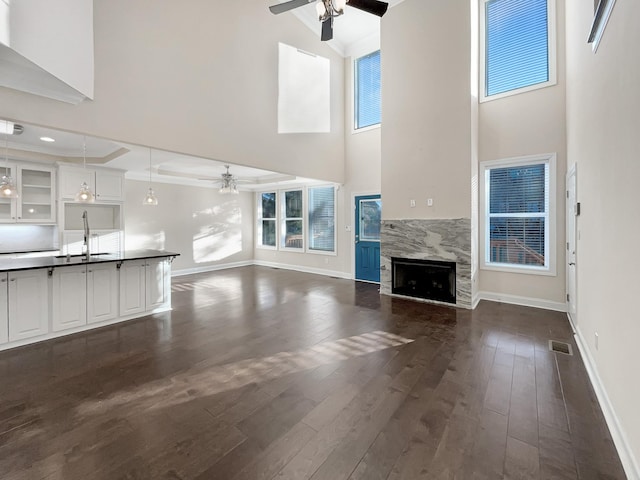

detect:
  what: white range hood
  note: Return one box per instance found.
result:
[0,0,94,105]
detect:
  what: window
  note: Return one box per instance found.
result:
[481,154,556,275]
[257,192,277,248]
[308,186,336,253]
[355,50,381,130]
[281,189,304,251]
[481,0,556,101]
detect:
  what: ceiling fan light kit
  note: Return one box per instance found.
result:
[270,0,388,41]
[219,165,239,195]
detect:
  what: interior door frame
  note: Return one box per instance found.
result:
[351,191,381,281]
[566,164,578,331]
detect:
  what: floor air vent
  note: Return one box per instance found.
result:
[549,340,573,356]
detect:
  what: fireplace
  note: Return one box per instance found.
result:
[392,258,456,304]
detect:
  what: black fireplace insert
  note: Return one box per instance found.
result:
[392,258,456,304]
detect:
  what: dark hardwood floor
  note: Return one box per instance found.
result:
[0,266,626,479]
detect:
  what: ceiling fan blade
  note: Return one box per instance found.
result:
[321,18,333,41]
[269,0,315,15]
[347,0,389,17]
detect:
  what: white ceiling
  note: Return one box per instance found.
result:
[0,123,316,190]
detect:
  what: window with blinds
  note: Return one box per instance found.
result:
[355,50,381,130]
[281,189,304,250]
[482,155,554,273]
[483,0,554,99]
[308,186,336,253]
[257,192,277,248]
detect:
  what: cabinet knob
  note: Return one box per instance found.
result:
[10,278,16,282]
[88,270,92,273]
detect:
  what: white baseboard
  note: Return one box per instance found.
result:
[477,291,567,312]
[253,260,353,280]
[573,328,640,480]
[171,260,253,277]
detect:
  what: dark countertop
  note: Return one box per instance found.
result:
[0,250,180,273]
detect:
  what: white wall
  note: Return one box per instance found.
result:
[566,0,640,475]
[0,0,345,183]
[124,180,254,273]
[477,0,567,306]
[381,0,472,221]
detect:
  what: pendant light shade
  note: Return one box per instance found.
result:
[143,148,158,206]
[1,134,18,199]
[75,182,95,203]
[75,136,95,203]
[143,187,158,206]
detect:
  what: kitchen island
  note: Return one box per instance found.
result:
[0,250,179,351]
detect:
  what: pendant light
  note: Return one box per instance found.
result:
[0,134,18,199]
[143,148,158,206]
[74,136,95,203]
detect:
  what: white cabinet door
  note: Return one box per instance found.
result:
[145,259,167,311]
[95,170,124,201]
[52,266,87,332]
[88,263,118,324]
[0,164,18,223]
[8,269,49,342]
[17,165,56,224]
[0,274,8,344]
[59,167,95,200]
[119,261,146,316]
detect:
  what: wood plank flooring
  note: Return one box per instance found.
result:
[0,266,626,479]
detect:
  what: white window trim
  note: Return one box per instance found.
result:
[280,187,305,253]
[256,191,278,251]
[479,153,557,276]
[256,185,338,256]
[479,0,557,103]
[307,184,338,256]
[353,50,381,133]
[588,0,617,53]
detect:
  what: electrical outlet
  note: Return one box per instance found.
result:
[410,199,416,208]
[345,225,351,232]
[595,332,599,350]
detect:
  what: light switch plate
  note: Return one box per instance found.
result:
[427,198,433,207]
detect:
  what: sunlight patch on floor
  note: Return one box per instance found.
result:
[76,330,414,416]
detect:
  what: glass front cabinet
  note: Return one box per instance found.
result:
[0,164,56,224]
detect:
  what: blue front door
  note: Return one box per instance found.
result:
[355,195,381,283]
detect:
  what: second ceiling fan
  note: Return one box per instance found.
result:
[269,0,389,41]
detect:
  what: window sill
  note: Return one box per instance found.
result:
[352,123,380,135]
[481,263,556,277]
[307,249,337,257]
[256,245,278,251]
[479,78,557,103]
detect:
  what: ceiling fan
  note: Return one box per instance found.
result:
[269,0,389,41]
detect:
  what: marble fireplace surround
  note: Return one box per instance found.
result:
[380,219,472,309]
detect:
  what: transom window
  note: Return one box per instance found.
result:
[481,0,556,101]
[481,154,556,275]
[354,50,381,130]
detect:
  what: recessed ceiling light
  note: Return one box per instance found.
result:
[40,136,55,142]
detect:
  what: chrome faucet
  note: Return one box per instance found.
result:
[82,210,90,259]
